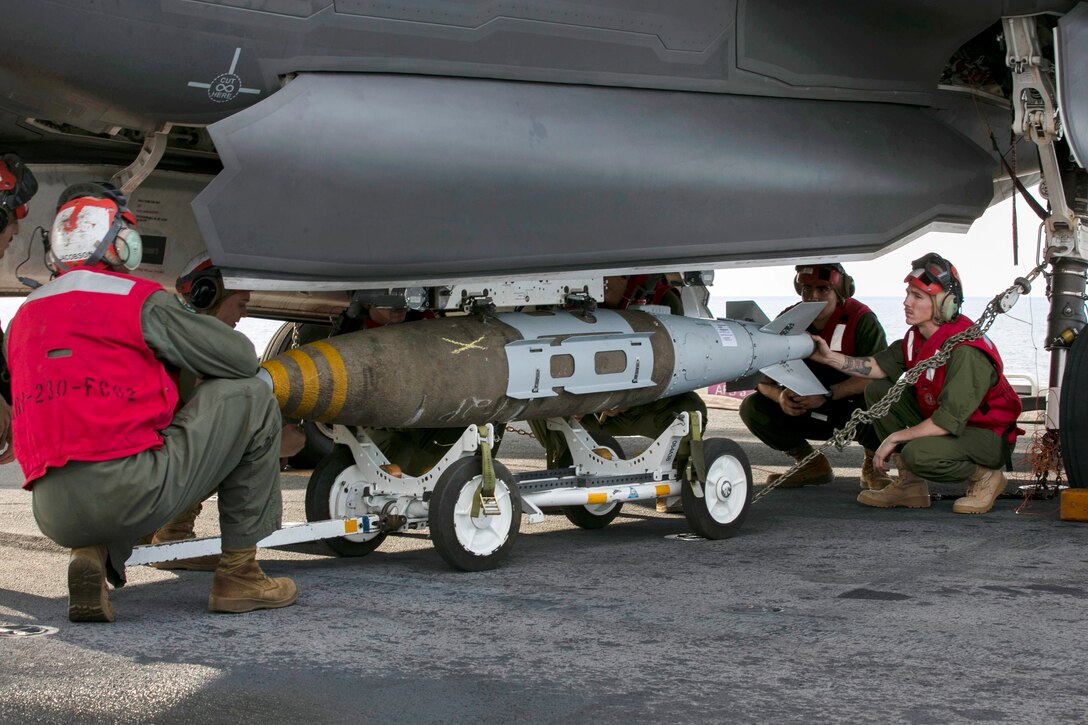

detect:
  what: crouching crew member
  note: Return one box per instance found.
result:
[809,253,1022,514]
[740,264,889,489]
[8,183,297,621]
[148,255,305,570]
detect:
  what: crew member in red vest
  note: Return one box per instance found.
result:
[8,183,297,622]
[0,153,37,463]
[147,255,305,571]
[809,253,1022,514]
[740,263,889,489]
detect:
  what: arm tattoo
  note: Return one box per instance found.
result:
[842,356,873,376]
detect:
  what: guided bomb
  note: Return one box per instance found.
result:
[258,304,826,428]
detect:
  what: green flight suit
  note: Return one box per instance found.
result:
[858,341,1005,482]
[26,291,283,586]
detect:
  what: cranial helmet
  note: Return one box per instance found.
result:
[793,263,855,299]
[49,182,141,272]
[905,252,962,324]
[0,153,38,234]
[176,253,225,311]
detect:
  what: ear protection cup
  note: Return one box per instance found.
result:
[189,276,222,311]
[109,227,142,271]
[840,272,855,299]
[933,284,961,324]
[177,265,224,311]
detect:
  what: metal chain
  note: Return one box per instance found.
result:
[751,264,1047,504]
[505,425,536,438]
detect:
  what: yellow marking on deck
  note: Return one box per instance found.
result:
[655,484,670,497]
[344,519,359,534]
[442,335,486,354]
[261,360,291,408]
[310,341,348,421]
[587,492,608,505]
[284,349,320,418]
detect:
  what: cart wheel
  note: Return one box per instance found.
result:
[557,433,626,529]
[681,438,751,540]
[1061,331,1088,488]
[305,446,387,557]
[428,456,521,571]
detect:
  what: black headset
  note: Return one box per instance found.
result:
[177,264,225,311]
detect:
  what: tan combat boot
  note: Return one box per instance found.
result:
[767,444,834,488]
[208,547,298,614]
[952,466,1008,515]
[857,454,930,508]
[67,545,114,623]
[151,503,220,571]
[860,449,894,490]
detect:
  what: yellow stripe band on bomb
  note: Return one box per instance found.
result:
[261,359,291,409]
[310,341,348,421]
[284,349,320,418]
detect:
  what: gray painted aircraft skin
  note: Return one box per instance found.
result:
[0,1,1084,283]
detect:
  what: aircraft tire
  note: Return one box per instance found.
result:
[305,446,388,557]
[1060,331,1088,488]
[557,433,626,529]
[428,456,521,571]
[681,438,752,540]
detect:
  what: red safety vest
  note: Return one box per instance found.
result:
[362,309,435,329]
[8,268,178,488]
[818,298,872,353]
[782,298,872,354]
[902,315,1022,444]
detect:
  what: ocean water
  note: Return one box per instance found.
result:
[0,293,1065,383]
[709,295,1058,383]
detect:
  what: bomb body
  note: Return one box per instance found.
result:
[259,306,821,428]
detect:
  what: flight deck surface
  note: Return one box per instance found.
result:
[0,407,1084,723]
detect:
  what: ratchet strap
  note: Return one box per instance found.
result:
[688,412,707,485]
[471,434,500,517]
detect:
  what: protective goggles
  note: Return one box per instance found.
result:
[905,254,955,296]
[795,265,841,287]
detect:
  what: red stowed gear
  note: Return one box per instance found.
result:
[902,315,1023,444]
[8,268,179,487]
[615,275,679,311]
[362,309,435,329]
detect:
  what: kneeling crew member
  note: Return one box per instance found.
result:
[808,253,1022,514]
[149,255,305,570]
[9,184,297,621]
[740,264,888,489]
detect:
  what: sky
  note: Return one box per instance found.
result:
[709,187,1052,300]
